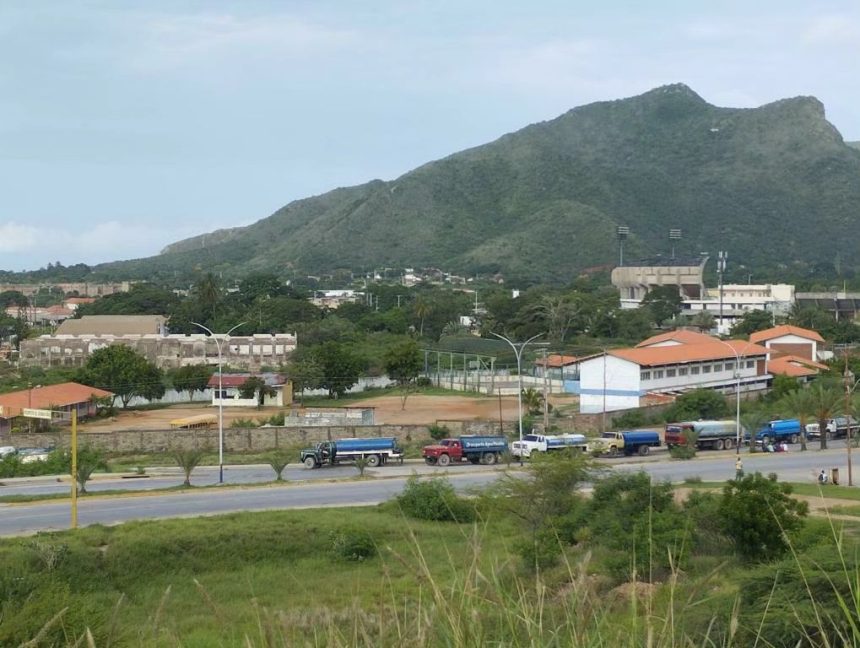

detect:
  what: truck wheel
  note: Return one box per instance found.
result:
[609,446,619,458]
[638,445,649,456]
[438,454,451,467]
[303,456,317,469]
[483,452,497,465]
[715,439,725,451]
[725,438,734,450]
[790,434,799,444]
[366,454,380,468]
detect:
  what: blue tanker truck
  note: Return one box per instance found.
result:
[301,437,403,469]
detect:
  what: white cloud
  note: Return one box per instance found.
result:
[803,14,860,45]
[0,219,205,269]
[127,12,362,73]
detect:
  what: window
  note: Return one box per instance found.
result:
[690,366,700,375]
[702,365,712,374]
[746,360,755,368]
[640,371,651,380]
[666,368,676,378]
[654,370,664,379]
[725,362,735,371]
[678,367,688,376]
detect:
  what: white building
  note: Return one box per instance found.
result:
[208,373,293,408]
[578,335,771,413]
[749,325,824,362]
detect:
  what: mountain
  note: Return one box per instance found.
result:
[99,84,860,283]
[848,141,860,151]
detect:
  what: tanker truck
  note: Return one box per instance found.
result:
[301,437,403,469]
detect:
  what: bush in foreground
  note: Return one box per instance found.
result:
[395,475,475,522]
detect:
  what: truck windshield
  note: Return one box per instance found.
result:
[439,440,451,446]
[600,432,616,439]
[523,435,540,442]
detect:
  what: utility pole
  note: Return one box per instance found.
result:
[717,251,727,334]
[845,353,855,487]
[542,348,549,431]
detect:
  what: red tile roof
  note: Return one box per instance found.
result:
[767,354,828,378]
[0,382,113,418]
[636,330,718,348]
[750,325,825,344]
[534,354,579,368]
[609,339,770,368]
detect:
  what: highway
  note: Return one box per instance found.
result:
[0,445,854,536]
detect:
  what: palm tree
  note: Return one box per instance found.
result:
[413,298,431,337]
[780,387,817,451]
[521,387,544,415]
[740,409,770,454]
[808,380,843,451]
[173,448,206,486]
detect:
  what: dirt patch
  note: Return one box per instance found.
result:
[78,393,580,431]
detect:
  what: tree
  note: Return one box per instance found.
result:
[192,273,222,321]
[690,310,716,333]
[780,387,814,451]
[521,387,544,416]
[384,339,423,409]
[76,345,165,408]
[641,285,682,326]
[731,309,774,336]
[74,446,106,495]
[238,376,277,408]
[718,472,808,561]
[530,295,578,342]
[481,451,597,570]
[174,448,205,487]
[267,450,290,481]
[808,379,843,450]
[413,297,431,337]
[313,342,365,398]
[663,389,730,422]
[169,365,213,402]
[740,409,770,454]
[0,290,29,309]
[285,353,324,405]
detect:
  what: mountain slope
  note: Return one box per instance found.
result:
[101,84,860,282]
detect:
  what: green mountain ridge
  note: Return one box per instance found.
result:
[100,83,860,283]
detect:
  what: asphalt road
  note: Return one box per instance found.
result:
[1,444,855,536]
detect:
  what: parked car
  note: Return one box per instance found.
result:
[0,445,16,458]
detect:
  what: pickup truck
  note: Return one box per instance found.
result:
[805,416,860,440]
[588,430,661,457]
[423,435,508,466]
[510,433,587,458]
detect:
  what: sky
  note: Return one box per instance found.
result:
[1,0,858,272]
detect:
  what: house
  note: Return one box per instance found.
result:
[578,338,771,413]
[64,297,97,310]
[0,382,113,437]
[207,373,293,408]
[749,325,824,361]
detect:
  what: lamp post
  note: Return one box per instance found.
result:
[491,332,543,451]
[842,358,859,487]
[192,321,246,484]
[715,339,757,466]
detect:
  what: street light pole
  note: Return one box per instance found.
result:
[491,332,543,448]
[843,354,858,487]
[192,321,246,484]
[715,339,756,468]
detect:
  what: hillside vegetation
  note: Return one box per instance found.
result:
[94,84,860,282]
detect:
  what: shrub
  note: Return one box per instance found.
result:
[416,377,432,387]
[612,409,647,429]
[232,418,258,429]
[396,476,475,522]
[718,472,808,561]
[428,424,450,441]
[267,450,290,481]
[173,448,206,486]
[329,528,377,561]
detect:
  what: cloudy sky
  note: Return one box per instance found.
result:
[1,0,858,271]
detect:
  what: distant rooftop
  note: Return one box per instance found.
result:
[619,256,708,268]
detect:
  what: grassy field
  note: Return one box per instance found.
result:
[4,472,860,646]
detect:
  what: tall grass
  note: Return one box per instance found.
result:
[3,494,860,645]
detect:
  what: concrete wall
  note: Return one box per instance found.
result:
[579,355,641,413]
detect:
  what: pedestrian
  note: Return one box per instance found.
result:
[818,469,828,484]
[735,456,744,479]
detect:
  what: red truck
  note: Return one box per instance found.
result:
[422,435,508,466]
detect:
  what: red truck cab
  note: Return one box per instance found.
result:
[422,438,464,466]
